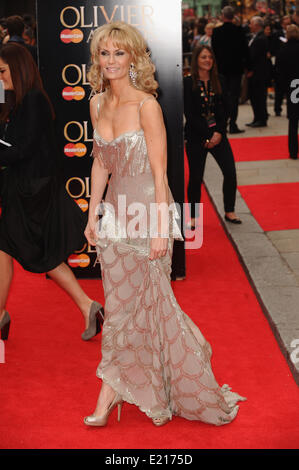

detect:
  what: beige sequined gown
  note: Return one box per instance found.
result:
[92,96,246,425]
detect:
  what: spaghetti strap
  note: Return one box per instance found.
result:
[138,96,155,112]
[97,93,101,118]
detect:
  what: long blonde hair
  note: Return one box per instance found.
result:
[88,21,158,96]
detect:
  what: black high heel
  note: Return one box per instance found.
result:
[81,302,104,341]
[0,311,11,340]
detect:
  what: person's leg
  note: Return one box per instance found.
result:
[288,117,299,159]
[185,140,208,221]
[0,250,13,321]
[92,381,120,416]
[261,80,268,124]
[229,74,242,130]
[247,77,258,123]
[240,73,248,104]
[47,262,93,328]
[210,136,238,216]
[274,80,284,116]
[221,74,230,128]
[253,80,268,124]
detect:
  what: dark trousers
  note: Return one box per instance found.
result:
[288,117,299,158]
[185,135,237,219]
[274,80,284,115]
[221,74,242,128]
[248,77,268,123]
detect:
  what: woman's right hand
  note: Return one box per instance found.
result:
[204,131,222,149]
[149,236,168,261]
[84,218,98,246]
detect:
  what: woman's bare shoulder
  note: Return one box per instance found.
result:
[90,91,108,106]
[135,89,156,110]
[90,94,98,115]
[127,89,155,105]
[139,93,159,112]
[139,95,163,128]
[90,92,101,108]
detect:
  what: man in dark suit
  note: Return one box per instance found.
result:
[5,15,37,63]
[246,16,269,127]
[273,15,291,116]
[212,6,251,134]
[275,24,299,159]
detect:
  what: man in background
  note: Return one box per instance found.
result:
[246,16,269,128]
[273,15,291,116]
[212,6,251,134]
[5,15,37,63]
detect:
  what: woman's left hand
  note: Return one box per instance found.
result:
[204,131,222,149]
[149,236,168,260]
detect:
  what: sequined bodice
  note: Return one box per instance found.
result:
[93,128,152,177]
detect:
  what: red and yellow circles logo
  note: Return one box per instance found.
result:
[60,29,83,43]
[64,143,87,157]
[68,253,90,268]
[62,86,85,101]
[75,198,89,212]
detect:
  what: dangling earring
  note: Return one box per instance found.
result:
[129,63,137,87]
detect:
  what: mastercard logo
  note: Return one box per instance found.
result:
[76,198,89,212]
[60,28,83,43]
[64,143,87,157]
[62,86,85,101]
[68,253,90,268]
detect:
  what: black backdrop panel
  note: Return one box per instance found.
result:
[36,0,185,279]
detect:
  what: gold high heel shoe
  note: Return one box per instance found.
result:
[84,393,123,427]
[152,416,171,427]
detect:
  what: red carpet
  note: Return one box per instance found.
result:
[229,135,289,162]
[1,185,299,449]
[238,183,299,231]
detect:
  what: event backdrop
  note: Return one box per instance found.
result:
[36,0,185,279]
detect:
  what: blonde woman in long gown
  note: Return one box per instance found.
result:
[84,21,246,427]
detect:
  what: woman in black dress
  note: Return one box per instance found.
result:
[0,43,104,341]
[184,45,241,229]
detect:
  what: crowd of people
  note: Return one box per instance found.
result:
[183,6,299,159]
[1,10,298,156]
[0,14,37,61]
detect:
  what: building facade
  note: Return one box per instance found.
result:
[182,1,222,17]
